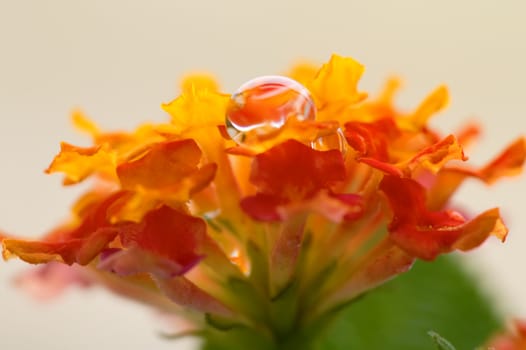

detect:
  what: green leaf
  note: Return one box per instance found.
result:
[313,255,502,350]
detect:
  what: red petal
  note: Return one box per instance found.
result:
[380,176,506,260]
[120,205,206,269]
[240,194,288,221]
[2,192,128,265]
[249,139,346,200]
[344,118,399,162]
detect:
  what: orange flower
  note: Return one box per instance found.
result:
[1,54,525,341]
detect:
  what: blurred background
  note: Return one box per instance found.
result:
[0,1,525,349]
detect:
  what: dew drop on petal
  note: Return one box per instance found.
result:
[226,76,316,144]
[311,128,348,154]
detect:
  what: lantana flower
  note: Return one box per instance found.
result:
[1,54,525,348]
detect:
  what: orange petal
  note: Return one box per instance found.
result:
[2,227,118,265]
[455,122,481,149]
[478,137,526,184]
[453,208,508,251]
[427,137,526,210]
[46,142,116,185]
[117,139,217,200]
[406,134,466,174]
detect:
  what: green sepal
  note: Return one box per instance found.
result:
[205,313,242,331]
[268,279,300,338]
[246,239,269,294]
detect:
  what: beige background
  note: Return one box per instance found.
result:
[1,1,525,349]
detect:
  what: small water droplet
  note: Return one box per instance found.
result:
[311,128,347,154]
[226,76,316,144]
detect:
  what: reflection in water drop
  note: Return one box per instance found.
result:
[225,76,316,144]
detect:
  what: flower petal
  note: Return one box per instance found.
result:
[427,137,526,209]
[2,191,128,264]
[286,61,319,86]
[161,76,229,133]
[71,109,101,137]
[345,121,464,176]
[452,208,508,251]
[46,142,116,184]
[14,262,93,300]
[240,194,287,222]
[344,118,399,162]
[401,85,449,130]
[2,227,119,265]
[119,205,206,272]
[117,139,217,200]
[248,139,346,200]
[405,134,466,174]
[308,54,366,108]
[154,275,233,317]
[98,246,197,279]
[380,175,506,260]
[477,137,526,184]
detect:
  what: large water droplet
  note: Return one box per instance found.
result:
[226,76,316,144]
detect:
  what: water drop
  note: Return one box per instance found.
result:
[226,76,316,144]
[311,128,348,154]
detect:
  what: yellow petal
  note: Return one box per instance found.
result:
[162,75,230,133]
[71,109,101,137]
[400,85,449,130]
[308,54,366,108]
[286,61,319,86]
[180,74,220,94]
